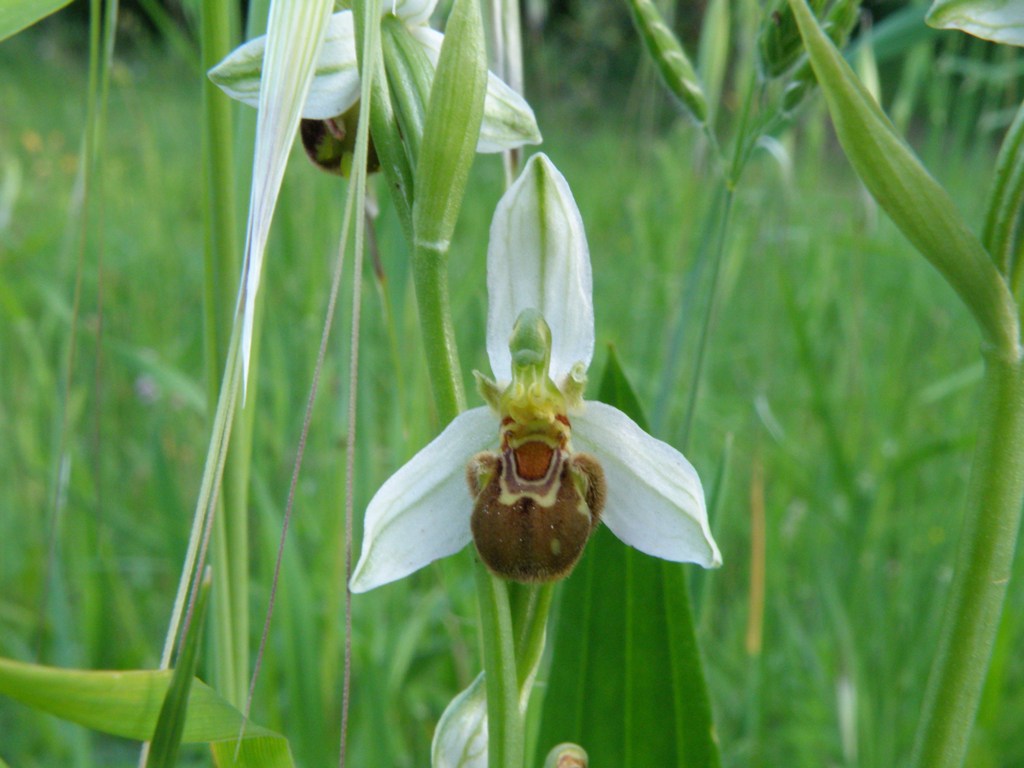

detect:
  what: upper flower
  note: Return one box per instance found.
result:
[349,153,721,593]
[209,0,541,153]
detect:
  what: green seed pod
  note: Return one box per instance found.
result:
[625,0,707,123]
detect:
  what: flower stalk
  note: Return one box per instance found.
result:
[911,352,1024,768]
[475,563,525,768]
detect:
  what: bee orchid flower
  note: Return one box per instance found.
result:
[209,0,541,154]
[350,153,721,593]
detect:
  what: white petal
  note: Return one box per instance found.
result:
[432,674,488,768]
[486,153,594,383]
[572,402,722,568]
[209,11,360,121]
[391,0,439,25]
[411,28,541,152]
[237,0,333,393]
[350,407,497,592]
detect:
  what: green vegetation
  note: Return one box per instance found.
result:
[2,9,1024,767]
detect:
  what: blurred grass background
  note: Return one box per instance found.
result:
[2,3,1024,766]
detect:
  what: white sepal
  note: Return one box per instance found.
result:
[209,11,361,121]
[411,28,541,153]
[486,153,593,384]
[392,0,440,26]
[350,407,497,593]
[926,0,1024,47]
[572,401,722,568]
[431,673,487,768]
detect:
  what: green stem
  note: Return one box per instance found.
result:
[679,185,732,452]
[911,351,1024,768]
[509,582,554,689]
[200,0,250,709]
[475,563,524,768]
[412,244,467,424]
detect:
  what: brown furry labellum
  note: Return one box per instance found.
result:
[466,441,606,583]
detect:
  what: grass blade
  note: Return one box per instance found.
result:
[148,570,213,767]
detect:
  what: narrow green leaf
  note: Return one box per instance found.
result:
[536,349,720,767]
[0,0,72,41]
[0,657,292,765]
[149,571,213,767]
[412,0,487,253]
[926,0,1024,46]
[788,0,1019,356]
[351,1,415,242]
[624,0,707,123]
[983,100,1024,284]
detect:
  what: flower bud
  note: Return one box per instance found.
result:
[544,743,589,768]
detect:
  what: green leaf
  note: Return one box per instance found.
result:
[535,348,720,767]
[788,0,1019,356]
[149,570,212,767]
[926,0,1024,46]
[0,0,72,41]
[0,657,294,767]
[594,346,647,430]
[412,0,487,254]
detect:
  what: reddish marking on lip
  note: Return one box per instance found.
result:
[555,414,570,427]
[514,441,555,481]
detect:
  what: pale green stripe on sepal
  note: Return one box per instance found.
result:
[412,0,488,253]
[625,0,707,123]
[208,11,361,121]
[926,0,1024,46]
[788,0,1020,357]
